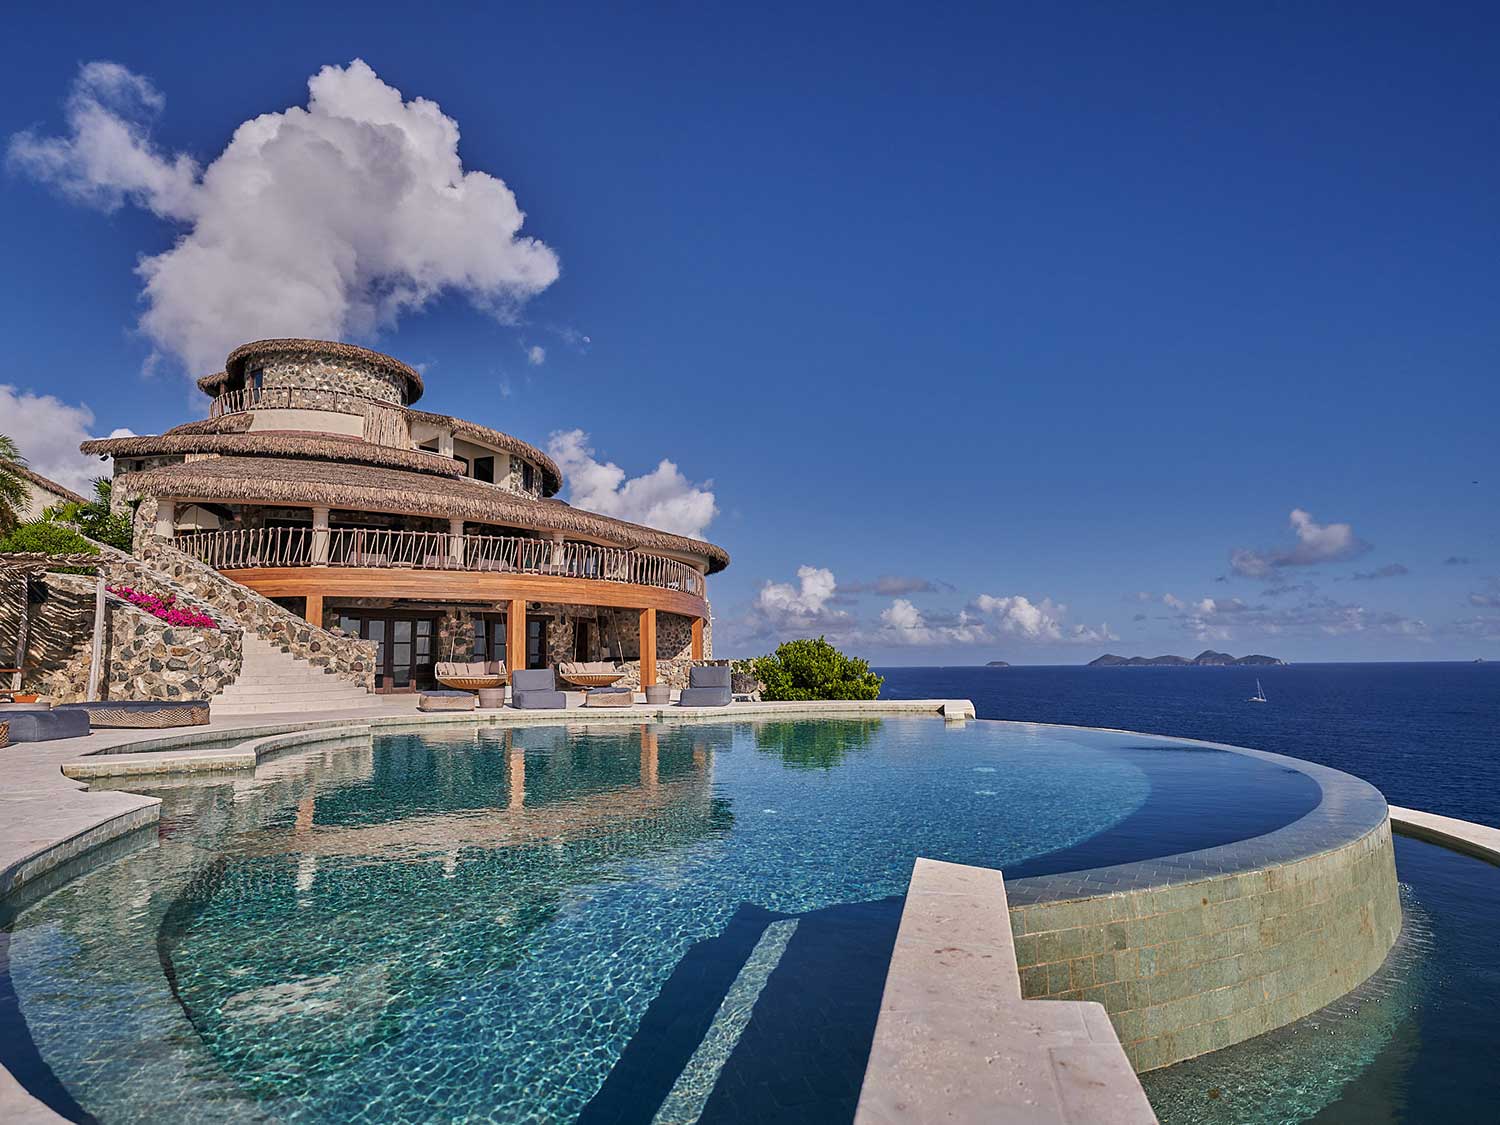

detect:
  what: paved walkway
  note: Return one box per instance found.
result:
[1389,805,1500,865]
[856,859,1158,1124]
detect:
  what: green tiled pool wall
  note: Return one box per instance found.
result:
[1009,819,1402,1072]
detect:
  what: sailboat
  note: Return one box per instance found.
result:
[1248,679,1268,704]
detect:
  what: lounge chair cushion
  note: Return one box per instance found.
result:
[5,708,91,742]
[511,667,564,709]
[688,665,732,690]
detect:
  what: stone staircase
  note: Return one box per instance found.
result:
[212,634,385,716]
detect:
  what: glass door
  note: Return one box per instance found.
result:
[338,613,438,692]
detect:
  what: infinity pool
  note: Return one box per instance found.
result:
[2,718,1326,1123]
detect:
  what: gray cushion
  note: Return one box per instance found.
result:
[688,665,732,689]
[6,709,91,742]
[678,686,732,707]
[511,669,556,692]
[512,689,566,710]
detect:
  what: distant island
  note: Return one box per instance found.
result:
[1088,650,1285,667]
[985,661,1011,667]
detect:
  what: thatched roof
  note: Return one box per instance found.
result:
[120,457,730,572]
[404,408,562,495]
[10,464,87,506]
[81,432,465,478]
[196,339,425,404]
[163,414,254,437]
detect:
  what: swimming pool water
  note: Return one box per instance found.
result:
[2,718,1327,1124]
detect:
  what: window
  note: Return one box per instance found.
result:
[520,461,535,492]
[249,367,264,392]
[473,456,495,483]
[473,615,507,665]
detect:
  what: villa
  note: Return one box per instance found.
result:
[78,338,727,697]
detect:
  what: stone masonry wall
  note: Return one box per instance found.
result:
[132,501,376,690]
[1008,820,1402,1073]
[2,552,245,703]
[259,352,408,407]
[100,599,242,702]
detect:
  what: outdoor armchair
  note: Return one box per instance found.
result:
[677,664,732,707]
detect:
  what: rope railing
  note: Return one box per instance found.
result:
[173,528,705,597]
[209,384,395,418]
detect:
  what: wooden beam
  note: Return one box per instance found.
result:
[87,574,106,700]
[507,598,527,672]
[691,617,704,662]
[11,572,29,693]
[639,607,657,687]
[220,567,707,620]
[304,592,324,627]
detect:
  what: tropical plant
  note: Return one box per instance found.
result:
[0,434,28,535]
[43,478,133,550]
[106,585,219,629]
[0,521,100,573]
[749,637,884,701]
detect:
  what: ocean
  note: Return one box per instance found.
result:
[876,661,1500,828]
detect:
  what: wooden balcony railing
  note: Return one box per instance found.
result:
[173,527,706,597]
[209,384,394,418]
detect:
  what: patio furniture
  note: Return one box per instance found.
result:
[511,669,566,710]
[644,684,671,705]
[0,720,8,748]
[5,708,91,742]
[677,665,732,708]
[585,686,634,708]
[418,690,476,712]
[477,687,507,709]
[557,661,626,688]
[53,700,210,728]
[435,661,507,691]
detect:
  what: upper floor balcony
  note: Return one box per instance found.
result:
[173,526,707,599]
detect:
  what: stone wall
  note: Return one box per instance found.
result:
[1,554,245,703]
[1008,820,1402,1073]
[131,508,376,690]
[259,352,408,407]
[99,599,242,702]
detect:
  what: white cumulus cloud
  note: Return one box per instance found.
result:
[878,599,986,645]
[1230,508,1371,578]
[0,385,134,494]
[547,429,717,540]
[527,345,546,366]
[9,59,560,376]
[969,594,1116,645]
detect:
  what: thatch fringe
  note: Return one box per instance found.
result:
[81,432,464,478]
[8,464,88,506]
[120,457,730,572]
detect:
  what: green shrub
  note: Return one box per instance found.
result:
[42,479,134,551]
[0,521,100,573]
[750,637,883,701]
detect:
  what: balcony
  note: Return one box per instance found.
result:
[173,527,706,598]
[209,384,390,418]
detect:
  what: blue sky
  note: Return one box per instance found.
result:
[1,2,1496,663]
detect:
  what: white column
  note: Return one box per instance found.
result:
[311,506,330,565]
[549,531,566,567]
[438,430,454,458]
[449,518,465,566]
[153,499,177,539]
